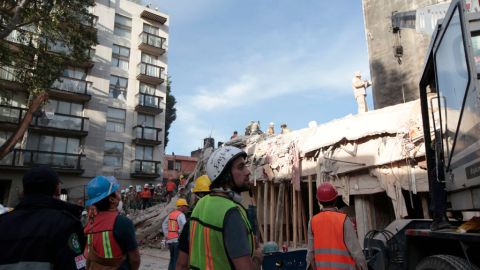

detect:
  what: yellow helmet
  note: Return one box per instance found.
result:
[192,175,211,193]
[176,198,188,207]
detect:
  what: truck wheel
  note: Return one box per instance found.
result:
[416,254,479,270]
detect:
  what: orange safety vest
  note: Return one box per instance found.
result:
[311,211,356,270]
[141,189,152,199]
[167,210,182,240]
[84,211,124,269]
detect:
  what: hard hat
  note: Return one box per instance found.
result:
[125,188,130,192]
[206,146,247,182]
[354,71,361,77]
[157,183,161,186]
[176,198,188,207]
[121,189,125,194]
[85,176,119,206]
[129,185,133,188]
[192,175,211,193]
[316,182,338,202]
[144,183,149,188]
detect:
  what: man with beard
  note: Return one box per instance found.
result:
[187,146,263,270]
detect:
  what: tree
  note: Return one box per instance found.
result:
[164,77,177,148]
[0,0,98,160]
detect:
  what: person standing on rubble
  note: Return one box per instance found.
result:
[83,176,141,270]
[175,175,212,270]
[188,146,263,270]
[162,198,189,270]
[140,183,152,210]
[351,71,372,114]
[0,165,86,269]
[307,182,367,270]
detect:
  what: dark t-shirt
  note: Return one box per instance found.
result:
[179,208,250,259]
[114,215,138,270]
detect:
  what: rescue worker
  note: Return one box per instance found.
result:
[188,146,263,270]
[84,176,141,270]
[166,179,177,203]
[140,183,152,209]
[0,165,86,269]
[307,182,367,270]
[162,198,189,270]
[175,175,212,270]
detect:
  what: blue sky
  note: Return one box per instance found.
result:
[152,0,373,155]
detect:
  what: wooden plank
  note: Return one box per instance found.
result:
[297,191,303,246]
[421,193,431,219]
[275,182,285,243]
[308,175,313,220]
[300,194,308,244]
[263,181,268,242]
[293,185,297,248]
[286,185,290,247]
[269,182,275,241]
[256,184,264,243]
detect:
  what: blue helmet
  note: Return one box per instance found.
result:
[85,176,120,206]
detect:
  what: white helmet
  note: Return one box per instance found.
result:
[206,146,247,182]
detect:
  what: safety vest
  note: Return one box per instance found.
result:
[311,211,356,270]
[84,211,124,268]
[141,189,152,199]
[167,210,182,240]
[189,195,254,270]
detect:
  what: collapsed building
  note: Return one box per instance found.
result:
[219,99,430,248]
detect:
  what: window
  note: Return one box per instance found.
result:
[62,67,87,80]
[135,145,153,160]
[106,107,125,132]
[109,75,128,101]
[45,100,83,116]
[175,160,181,171]
[139,83,157,95]
[143,24,159,35]
[138,113,154,127]
[167,160,174,170]
[112,44,130,70]
[104,141,123,166]
[141,53,159,66]
[114,14,132,38]
[25,134,81,167]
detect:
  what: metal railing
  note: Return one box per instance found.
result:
[131,159,161,175]
[137,62,165,80]
[139,32,166,50]
[0,149,84,170]
[32,112,89,132]
[51,76,91,95]
[137,92,162,108]
[133,125,162,142]
[0,66,18,82]
[0,105,27,124]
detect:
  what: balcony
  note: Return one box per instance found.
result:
[30,112,89,137]
[135,92,163,115]
[0,105,27,130]
[138,32,166,56]
[0,149,84,174]
[131,159,161,178]
[0,66,22,90]
[47,42,96,68]
[50,76,92,102]
[140,10,167,24]
[136,62,165,85]
[4,29,34,47]
[133,125,162,145]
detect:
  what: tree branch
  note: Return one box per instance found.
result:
[0,92,48,161]
[0,0,32,39]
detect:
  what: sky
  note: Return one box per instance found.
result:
[151,0,373,156]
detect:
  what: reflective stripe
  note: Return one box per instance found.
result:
[315,261,356,269]
[0,261,53,270]
[314,248,351,256]
[204,227,214,270]
[102,231,113,258]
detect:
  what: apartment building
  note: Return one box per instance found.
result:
[0,0,169,206]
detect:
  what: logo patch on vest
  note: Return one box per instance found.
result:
[69,233,82,254]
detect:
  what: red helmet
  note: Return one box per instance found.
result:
[316,182,338,202]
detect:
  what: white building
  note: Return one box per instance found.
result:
[0,0,169,206]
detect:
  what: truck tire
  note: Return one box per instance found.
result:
[416,254,479,270]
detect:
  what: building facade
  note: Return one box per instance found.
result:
[163,154,198,183]
[0,0,169,206]
[362,0,449,109]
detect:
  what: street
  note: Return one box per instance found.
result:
[139,247,170,270]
